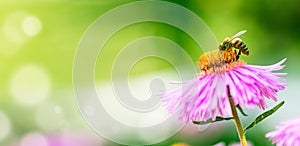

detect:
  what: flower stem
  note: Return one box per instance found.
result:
[228,87,247,146]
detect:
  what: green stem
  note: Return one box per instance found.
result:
[228,88,247,146]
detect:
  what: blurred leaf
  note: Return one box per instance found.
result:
[244,101,285,132]
[192,116,233,125]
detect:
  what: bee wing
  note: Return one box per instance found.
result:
[229,30,247,41]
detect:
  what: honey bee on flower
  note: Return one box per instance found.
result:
[162,30,287,123]
[196,30,249,75]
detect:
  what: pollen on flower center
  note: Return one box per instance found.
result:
[196,50,246,75]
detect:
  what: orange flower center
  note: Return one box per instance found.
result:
[196,49,246,75]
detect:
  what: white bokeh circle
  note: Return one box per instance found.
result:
[73,1,218,145]
[22,15,42,37]
[0,12,42,56]
[10,64,51,106]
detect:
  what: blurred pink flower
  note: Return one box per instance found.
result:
[47,132,99,146]
[214,141,253,146]
[266,116,300,146]
[11,131,101,146]
[213,142,226,146]
[162,50,287,123]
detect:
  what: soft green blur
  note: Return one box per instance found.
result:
[1,0,299,146]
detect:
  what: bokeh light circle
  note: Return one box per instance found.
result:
[0,111,11,142]
[2,12,27,44]
[10,64,51,106]
[1,12,27,56]
[1,12,42,56]
[73,1,218,145]
[22,16,42,37]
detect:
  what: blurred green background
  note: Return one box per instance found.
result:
[1,0,299,146]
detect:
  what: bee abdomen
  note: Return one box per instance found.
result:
[232,38,249,56]
[242,46,249,55]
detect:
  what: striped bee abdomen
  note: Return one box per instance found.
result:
[232,38,249,56]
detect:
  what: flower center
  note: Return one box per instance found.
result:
[196,49,246,75]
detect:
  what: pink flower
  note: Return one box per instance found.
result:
[162,50,287,123]
[10,131,101,146]
[266,116,300,146]
[214,141,253,146]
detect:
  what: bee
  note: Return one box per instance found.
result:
[196,30,249,74]
[219,30,249,61]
